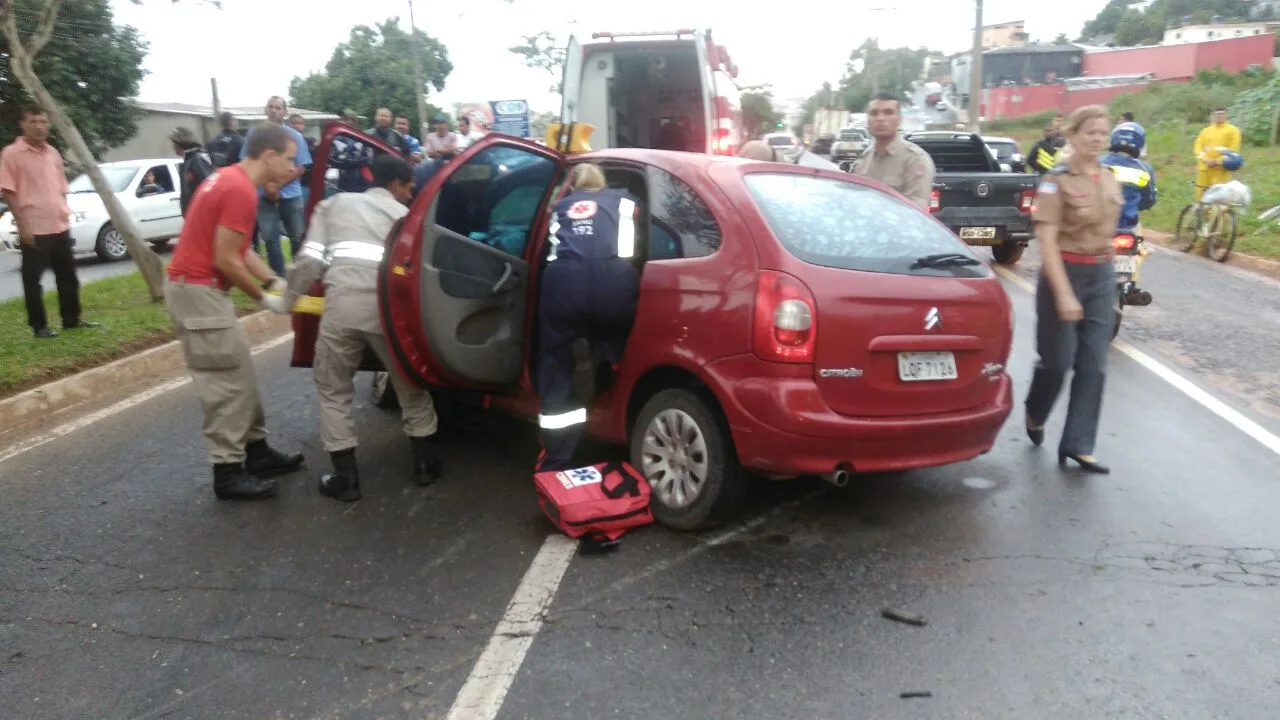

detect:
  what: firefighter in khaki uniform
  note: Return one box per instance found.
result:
[853,92,936,211]
[165,122,305,501]
[281,154,442,502]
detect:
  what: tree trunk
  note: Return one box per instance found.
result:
[0,4,167,300]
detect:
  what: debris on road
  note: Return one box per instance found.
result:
[881,607,928,626]
[900,691,933,699]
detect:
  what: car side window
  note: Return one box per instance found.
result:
[645,166,721,260]
[147,165,175,192]
[435,145,557,258]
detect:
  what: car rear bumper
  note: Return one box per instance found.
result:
[933,208,1032,241]
[703,356,1014,476]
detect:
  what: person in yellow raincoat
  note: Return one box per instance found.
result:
[1193,108,1242,200]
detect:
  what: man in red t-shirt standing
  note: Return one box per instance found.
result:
[166,122,303,501]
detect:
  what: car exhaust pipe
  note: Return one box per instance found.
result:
[823,464,853,488]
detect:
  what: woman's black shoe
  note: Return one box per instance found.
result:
[1059,454,1111,474]
[1026,425,1044,446]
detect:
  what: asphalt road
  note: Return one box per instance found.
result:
[0,247,170,302]
[2,248,1279,719]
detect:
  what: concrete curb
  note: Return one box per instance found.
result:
[1143,229,1280,281]
[0,310,289,434]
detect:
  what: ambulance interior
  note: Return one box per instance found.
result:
[576,43,706,153]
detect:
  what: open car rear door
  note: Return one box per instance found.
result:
[290,121,400,369]
[379,134,567,391]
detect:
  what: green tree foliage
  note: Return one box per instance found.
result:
[509,31,565,95]
[800,41,928,124]
[0,0,147,158]
[1080,0,1255,44]
[289,19,451,132]
[1229,73,1280,145]
[740,91,782,137]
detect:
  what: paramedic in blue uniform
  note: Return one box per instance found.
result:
[535,163,641,472]
[1100,121,1157,235]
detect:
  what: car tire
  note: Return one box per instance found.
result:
[631,388,745,532]
[370,371,400,410]
[992,243,1024,265]
[95,222,128,262]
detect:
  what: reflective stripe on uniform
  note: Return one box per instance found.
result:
[328,240,384,263]
[547,218,561,262]
[1108,165,1150,188]
[300,241,327,261]
[616,197,636,259]
[539,408,586,429]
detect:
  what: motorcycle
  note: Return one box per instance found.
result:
[1112,230,1152,339]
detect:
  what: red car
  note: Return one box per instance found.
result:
[293,123,1014,531]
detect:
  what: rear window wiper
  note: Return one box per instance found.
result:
[910,252,981,269]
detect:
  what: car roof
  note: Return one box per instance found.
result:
[982,136,1016,143]
[578,148,749,170]
[97,159,176,170]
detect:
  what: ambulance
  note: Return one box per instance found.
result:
[554,29,745,156]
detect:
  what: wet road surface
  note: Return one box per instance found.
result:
[0,247,172,302]
[2,249,1278,719]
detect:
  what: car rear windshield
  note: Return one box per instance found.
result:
[743,173,988,277]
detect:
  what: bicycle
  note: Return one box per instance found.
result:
[1174,182,1243,263]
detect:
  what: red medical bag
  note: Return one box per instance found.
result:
[534,461,654,542]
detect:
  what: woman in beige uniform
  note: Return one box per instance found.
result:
[1023,105,1122,474]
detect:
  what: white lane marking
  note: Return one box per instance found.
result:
[993,265,1280,458]
[0,332,295,465]
[445,534,578,720]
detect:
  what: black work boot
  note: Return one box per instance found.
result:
[245,439,304,478]
[411,435,443,487]
[318,449,361,502]
[213,462,277,501]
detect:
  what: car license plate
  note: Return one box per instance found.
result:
[1113,256,1137,274]
[898,351,959,382]
[959,226,997,242]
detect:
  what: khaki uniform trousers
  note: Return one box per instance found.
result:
[314,313,438,453]
[166,280,267,464]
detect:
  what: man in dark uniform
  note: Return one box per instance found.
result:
[1027,115,1066,175]
[535,163,641,472]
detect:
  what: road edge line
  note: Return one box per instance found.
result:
[444,534,578,720]
[0,331,294,465]
[0,310,285,438]
[994,265,1280,459]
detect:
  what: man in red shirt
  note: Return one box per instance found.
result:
[166,122,304,501]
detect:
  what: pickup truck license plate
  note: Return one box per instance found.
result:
[1113,256,1137,274]
[959,226,997,242]
[898,351,959,382]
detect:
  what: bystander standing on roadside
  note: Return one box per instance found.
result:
[0,105,99,338]
[394,115,423,162]
[456,116,484,151]
[367,107,412,158]
[165,122,305,501]
[207,112,243,168]
[242,96,312,276]
[288,113,318,209]
[424,116,460,163]
[170,126,214,217]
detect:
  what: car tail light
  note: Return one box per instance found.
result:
[1113,233,1135,251]
[929,189,941,213]
[1018,188,1035,213]
[753,271,816,363]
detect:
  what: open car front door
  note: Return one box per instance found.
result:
[290,121,400,369]
[379,134,567,392]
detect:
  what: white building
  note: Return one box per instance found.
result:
[1163,22,1275,44]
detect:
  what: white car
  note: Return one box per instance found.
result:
[762,131,802,161]
[0,158,185,261]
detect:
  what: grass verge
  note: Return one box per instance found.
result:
[0,269,258,398]
[1003,123,1280,259]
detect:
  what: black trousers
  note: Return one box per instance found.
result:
[21,230,81,331]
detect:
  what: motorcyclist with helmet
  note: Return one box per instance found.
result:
[1193,108,1242,200]
[1101,122,1157,233]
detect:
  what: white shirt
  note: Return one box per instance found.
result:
[457,131,485,150]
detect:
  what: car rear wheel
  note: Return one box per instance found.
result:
[95,222,128,262]
[631,388,745,532]
[992,242,1024,265]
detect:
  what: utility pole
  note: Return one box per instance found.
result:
[968,0,984,132]
[407,0,430,137]
[209,78,220,145]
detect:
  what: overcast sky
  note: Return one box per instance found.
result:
[111,0,1111,115]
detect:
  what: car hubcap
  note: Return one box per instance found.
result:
[105,229,126,258]
[641,409,709,509]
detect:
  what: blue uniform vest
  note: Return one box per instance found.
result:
[1100,152,1157,231]
[548,188,640,262]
